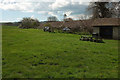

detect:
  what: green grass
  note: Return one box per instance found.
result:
[2,26,118,78]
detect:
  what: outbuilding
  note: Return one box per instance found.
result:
[92,18,120,40]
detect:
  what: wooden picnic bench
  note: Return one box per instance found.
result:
[80,34,104,43]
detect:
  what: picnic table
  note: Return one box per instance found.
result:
[80,35,104,43]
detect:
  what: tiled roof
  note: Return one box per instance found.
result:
[39,19,93,29]
[92,18,120,27]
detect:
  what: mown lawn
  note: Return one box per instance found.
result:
[2,26,118,78]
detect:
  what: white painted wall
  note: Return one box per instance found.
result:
[113,27,119,40]
[93,27,99,34]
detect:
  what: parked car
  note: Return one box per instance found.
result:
[63,27,70,32]
[43,26,50,32]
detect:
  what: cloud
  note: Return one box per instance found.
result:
[16,17,22,21]
[69,14,92,20]
[0,0,89,12]
[49,0,70,10]
[0,0,94,21]
[64,11,73,17]
[30,15,34,19]
[48,12,58,17]
[49,2,89,20]
[0,2,53,12]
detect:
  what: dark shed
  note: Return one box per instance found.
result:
[92,18,120,39]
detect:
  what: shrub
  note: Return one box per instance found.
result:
[19,17,40,29]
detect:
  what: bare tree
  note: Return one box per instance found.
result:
[78,15,93,34]
[110,2,120,18]
[88,1,112,18]
[88,1,120,18]
[47,16,58,22]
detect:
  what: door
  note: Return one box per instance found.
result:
[100,26,113,39]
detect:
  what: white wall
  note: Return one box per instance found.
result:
[113,27,120,40]
[93,27,99,34]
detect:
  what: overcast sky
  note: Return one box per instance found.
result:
[0,0,119,22]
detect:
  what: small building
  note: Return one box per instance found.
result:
[92,18,120,40]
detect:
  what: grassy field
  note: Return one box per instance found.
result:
[2,26,118,78]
